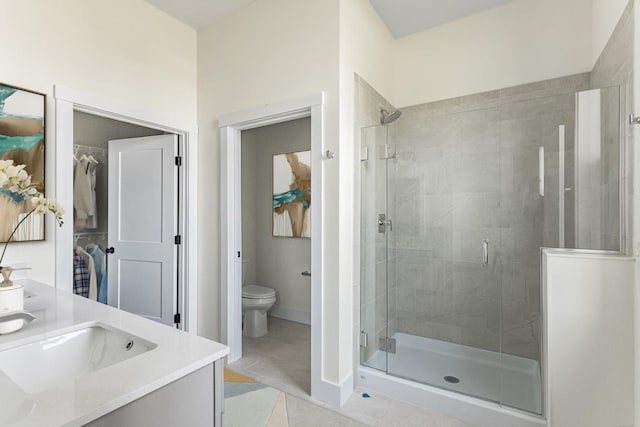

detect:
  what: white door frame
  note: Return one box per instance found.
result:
[54,85,199,334]
[219,93,324,396]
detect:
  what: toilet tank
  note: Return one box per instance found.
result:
[242,258,248,285]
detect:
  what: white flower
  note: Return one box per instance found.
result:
[47,199,65,218]
[31,195,48,214]
[28,196,65,226]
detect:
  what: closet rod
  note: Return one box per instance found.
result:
[74,231,108,237]
[74,143,107,153]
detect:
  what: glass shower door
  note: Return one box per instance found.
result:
[384,106,504,403]
[359,124,390,373]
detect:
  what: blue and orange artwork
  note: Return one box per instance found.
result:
[0,83,45,242]
[273,151,311,238]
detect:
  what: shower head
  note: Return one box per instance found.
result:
[380,108,402,125]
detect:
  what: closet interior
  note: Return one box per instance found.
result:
[72,111,164,305]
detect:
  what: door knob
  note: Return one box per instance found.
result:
[105,247,115,254]
[301,271,311,277]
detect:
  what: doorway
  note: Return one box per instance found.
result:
[231,118,312,394]
[54,85,199,333]
[219,93,325,401]
[72,112,181,326]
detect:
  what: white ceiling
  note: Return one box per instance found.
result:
[146,0,257,30]
[145,0,517,36]
[369,0,518,38]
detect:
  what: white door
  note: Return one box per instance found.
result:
[107,135,178,326]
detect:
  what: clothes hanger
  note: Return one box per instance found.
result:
[85,233,97,250]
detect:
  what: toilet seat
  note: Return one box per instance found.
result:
[242,285,276,299]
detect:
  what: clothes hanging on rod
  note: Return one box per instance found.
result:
[73,253,89,298]
[74,155,98,229]
[75,245,97,301]
[72,232,109,305]
[85,243,107,304]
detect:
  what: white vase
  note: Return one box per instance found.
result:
[0,284,24,334]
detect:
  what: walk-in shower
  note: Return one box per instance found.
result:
[358,74,623,424]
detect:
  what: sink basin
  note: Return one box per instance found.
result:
[0,324,156,394]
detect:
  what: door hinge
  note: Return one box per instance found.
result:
[175,235,182,245]
[174,313,181,324]
[175,156,182,166]
[378,337,396,354]
[378,213,392,233]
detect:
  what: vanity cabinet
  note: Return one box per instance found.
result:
[87,361,224,427]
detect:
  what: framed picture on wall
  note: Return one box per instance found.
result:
[273,150,311,238]
[0,83,46,242]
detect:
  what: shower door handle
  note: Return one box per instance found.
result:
[482,239,489,266]
[539,146,545,197]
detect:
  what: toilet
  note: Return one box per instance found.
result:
[242,259,276,338]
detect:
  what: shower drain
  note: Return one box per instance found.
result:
[444,376,460,384]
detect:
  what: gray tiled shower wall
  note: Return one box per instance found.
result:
[389,74,589,359]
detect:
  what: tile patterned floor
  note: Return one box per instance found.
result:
[228,317,474,427]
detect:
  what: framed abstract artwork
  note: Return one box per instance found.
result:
[273,150,311,238]
[0,83,46,242]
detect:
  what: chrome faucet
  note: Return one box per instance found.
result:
[0,310,36,323]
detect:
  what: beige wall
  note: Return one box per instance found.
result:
[197,0,343,385]
[392,0,593,108]
[592,0,632,66]
[0,0,196,283]
[241,118,311,321]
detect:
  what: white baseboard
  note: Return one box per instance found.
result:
[269,306,311,325]
[339,372,354,406]
[312,372,354,407]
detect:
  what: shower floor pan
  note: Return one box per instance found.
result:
[365,332,542,414]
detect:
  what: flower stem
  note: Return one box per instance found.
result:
[0,207,37,266]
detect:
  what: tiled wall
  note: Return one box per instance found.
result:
[390,74,589,360]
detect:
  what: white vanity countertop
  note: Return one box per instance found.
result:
[0,279,229,427]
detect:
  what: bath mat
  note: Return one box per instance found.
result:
[224,369,287,427]
[224,369,365,427]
